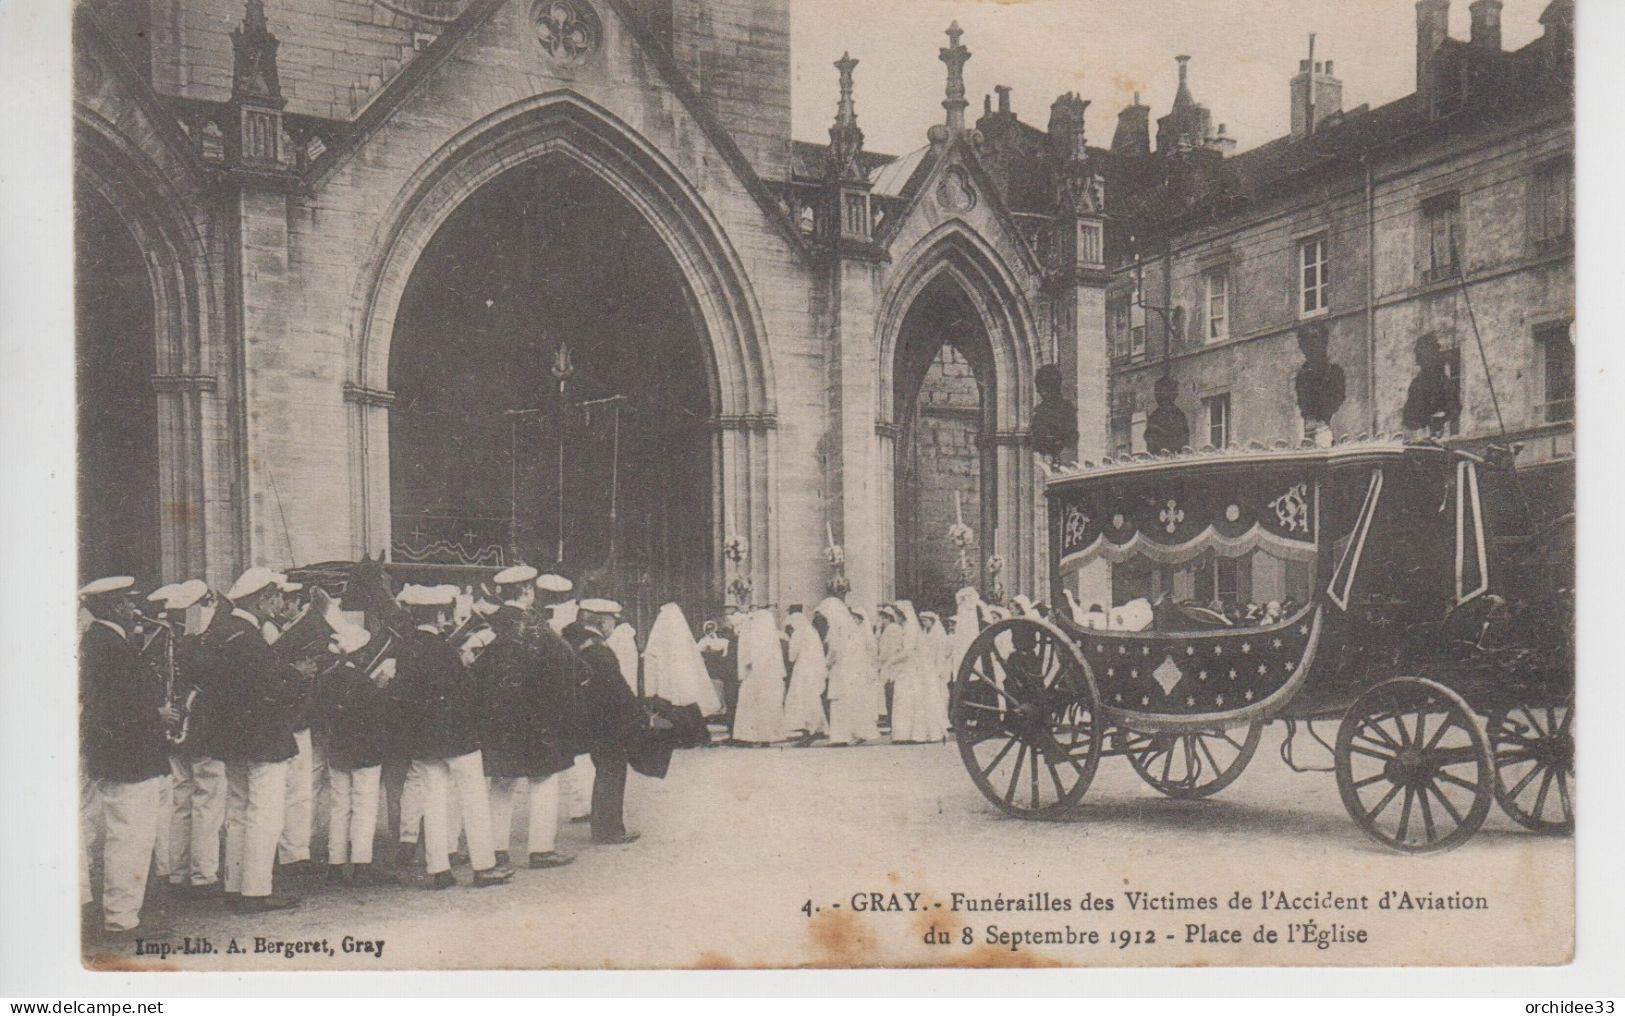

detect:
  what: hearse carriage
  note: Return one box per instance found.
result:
[951,436,1574,852]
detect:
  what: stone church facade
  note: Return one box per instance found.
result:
[73,0,1572,623]
[75,0,1119,620]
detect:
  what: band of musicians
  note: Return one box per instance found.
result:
[77,563,665,938]
[78,551,1038,940]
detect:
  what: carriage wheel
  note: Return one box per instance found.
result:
[1489,696,1574,834]
[1334,677,1492,853]
[1121,723,1263,800]
[953,618,1101,820]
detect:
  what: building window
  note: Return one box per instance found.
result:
[1536,321,1575,423]
[1109,298,1132,363]
[1531,159,1573,251]
[1111,389,1137,454]
[1203,392,1230,448]
[1130,276,1147,360]
[1300,236,1329,316]
[1203,268,1229,342]
[1130,410,1148,454]
[1422,192,1461,284]
[1078,220,1104,266]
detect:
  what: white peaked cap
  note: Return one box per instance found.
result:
[146,583,182,605]
[328,625,372,655]
[81,576,136,598]
[162,579,210,611]
[226,566,280,601]
[579,598,622,614]
[493,564,538,585]
[278,579,304,593]
[536,573,574,593]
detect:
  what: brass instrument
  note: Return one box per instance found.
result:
[137,612,196,746]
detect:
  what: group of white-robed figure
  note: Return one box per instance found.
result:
[726,587,998,747]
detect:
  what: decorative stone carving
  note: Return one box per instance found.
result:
[531,0,600,65]
[937,166,976,213]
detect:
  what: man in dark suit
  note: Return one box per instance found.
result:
[79,576,174,938]
[211,566,302,912]
[564,600,643,846]
[392,584,513,889]
[475,566,578,870]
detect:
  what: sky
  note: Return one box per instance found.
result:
[789,0,1550,158]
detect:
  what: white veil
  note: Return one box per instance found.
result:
[642,602,722,714]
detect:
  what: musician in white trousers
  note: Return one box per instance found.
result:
[317,625,391,883]
[475,565,575,868]
[149,579,227,892]
[214,567,302,912]
[393,584,513,888]
[267,579,321,880]
[79,576,174,937]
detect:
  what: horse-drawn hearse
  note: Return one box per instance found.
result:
[951,436,1574,852]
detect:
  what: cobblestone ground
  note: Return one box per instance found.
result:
[87,727,1572,971]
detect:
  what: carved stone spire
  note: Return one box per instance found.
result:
[825,52,865,182]
[939,21,970,132]
[229,0,289,168]
[231,0,283,107]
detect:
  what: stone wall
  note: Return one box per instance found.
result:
[147,0,423,119]
[908,345,983,613]
[669,0,791,183]
[1110,104,1573,465]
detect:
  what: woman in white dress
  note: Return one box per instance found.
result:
[889,601,946,743]
[781,607,829,738]
[642,602,723,715]
[729,608,786,745]
[919,610,954,728]
[949,587,984,688]
[818,598,874,745]
[850,608,884,733]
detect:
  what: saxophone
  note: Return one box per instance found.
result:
[139,613,196,746]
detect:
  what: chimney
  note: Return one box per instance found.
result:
[995,84,1012,115]
[1539,0,1573,75]
[1112,91,1150,157]
[1416,0,1450,98]
[1469,0,1502,50]
[1291,58,1344,138]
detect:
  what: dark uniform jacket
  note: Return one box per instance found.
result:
[80,621,170,783]
[206,611,300,765]
[391,628,479,762]
[564,627,642,758]
[315,660,388,771]
[169,631,222,760]
[474,609,579,779]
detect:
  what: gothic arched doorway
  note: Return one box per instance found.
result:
[76,183,161,586]
[892,273,997,615]
[387,156,716,623]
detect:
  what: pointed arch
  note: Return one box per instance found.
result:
[876,219,1041,432]
[74,106,231,584]
[348,91,778,598]
[875,219,1045,601]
